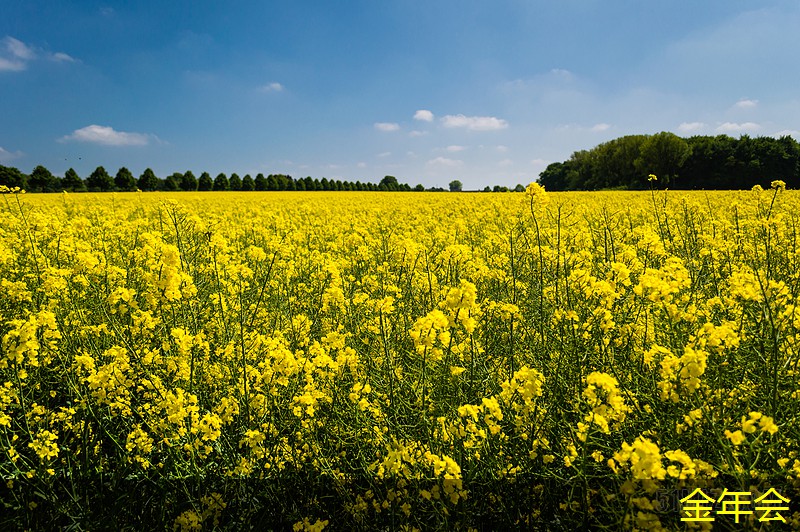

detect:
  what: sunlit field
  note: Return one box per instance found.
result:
[1,186,799,530]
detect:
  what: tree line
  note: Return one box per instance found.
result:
[0,166,449,193]
[537,133,800,190]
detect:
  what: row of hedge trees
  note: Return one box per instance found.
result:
[0,166,448,193]
[537,133,800,190]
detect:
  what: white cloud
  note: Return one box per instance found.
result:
[357,162,367,168]
[773,130,800,139]
[496,145,509,152]
[259,82,284,92]
[409,130,428,137]
[716,122,761,133]
[374,122,400,132]
[59,125,154,146]
[678,122,706,133]
[376,151,392,158]
[1,36,77,71]
[498,159,513,167]
[414,109,434,122]
[441,114,508,131]
[427,156,463,167]
[5,36,34,60]
[591,123,611,132]
[51,52,76,63]
[734,98,758,109]
[0,146,24,163]
[0,36,32,71]
[446,145,466,152]
[549,68,574,80]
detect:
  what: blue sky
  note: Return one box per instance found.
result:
[2,1,799,189]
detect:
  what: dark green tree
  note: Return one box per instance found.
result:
[86,166,115,192]
[163,173,182,191]
[198,172,213,191]
[241,174,255,191]
[138,168,160,191]
[62,168,86,192]
[29,165,59,192]
[213,173,229,191]
[537,162,570,191]
[634,132,691,187]
[180,171,198,191]
[448,180,463,192]
[229,173,242,191]
[380,175,399,190]
[115,167,137,191]
[255,173,267,191]
[0,165,28,189]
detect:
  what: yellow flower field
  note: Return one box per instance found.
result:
[1,186,799,530]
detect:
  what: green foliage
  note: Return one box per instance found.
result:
[539,133,800,190]
[380,175,399,190]
[0,165,28,190]
[255,173,267,191]
[228,174,242,191]
[28,165,60,193]
[86,166,114,192]
[115,167,137,192]
[241,174,255,191]
[138,168,160,191]
[449,180,463,192]
[213,173,229,191]
[198,172,213,191]
[163,173,182,191]
[62,168,86,192]
[180,171,198,191]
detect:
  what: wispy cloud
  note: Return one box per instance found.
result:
[409,130,429,137]
[51,52,76,63]
[259,82,284,93]
[427,156,463,167]
[1,36,76,71]
[446,145,466,152]
[734,98,758,109]
[59,125,155,146]
[414,109,434,122]
[773,129,800,139]
[0,36,32,71]
[590,123,610,132]
[0,146,24,163]
[716,122,761,133]
[441,114,508,131]
[678,122,706,133]
[376,151,392,158]
[374,122,400,132]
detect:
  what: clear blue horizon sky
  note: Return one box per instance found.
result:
[2,1,799,189]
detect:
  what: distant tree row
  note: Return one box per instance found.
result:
[481,184,526,193]
[537,133,800,190]
[0,166,459,193]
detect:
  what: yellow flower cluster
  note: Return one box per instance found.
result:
[1,187,799,529]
